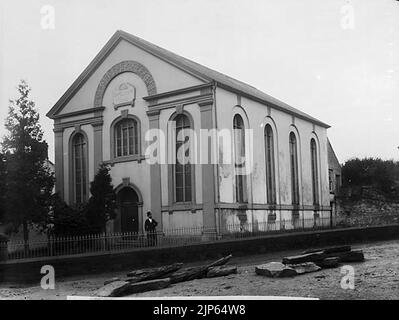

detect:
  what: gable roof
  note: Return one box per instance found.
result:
[47,30,330,128]
[327,138,341,170]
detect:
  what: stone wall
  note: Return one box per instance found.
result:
[337,198,399,217]
[335,187,399,226]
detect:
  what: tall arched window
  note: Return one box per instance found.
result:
[233,114,248,203]
[114,118,139,157]
[289,132,299,205]
[310,138,319,205]
[265,124,276,204]
[174,114,192,203]
[72,133,88,204]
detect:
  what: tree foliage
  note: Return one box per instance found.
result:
[0,81,119,238]
[46,165,117,236]
[47,194,90,236]
[85,164,117,234]
[0,152,5,222]
[1,80,54,238]
[342,157,399,194]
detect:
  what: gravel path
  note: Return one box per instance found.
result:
[1,240,398,300]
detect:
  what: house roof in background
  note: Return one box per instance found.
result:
[328,138,341,170]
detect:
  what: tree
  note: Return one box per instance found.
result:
[84,164,116,233]
[0,152,5,223]
[342,157,399,196]
[1,80,54,245]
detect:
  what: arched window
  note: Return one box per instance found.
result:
[265,124,276,204]
[114,118,139,157]
[174,114,192,203]
[289,132,299,205]
[233,114,248,203]
[72,133,88,204]
[310,138,319,205]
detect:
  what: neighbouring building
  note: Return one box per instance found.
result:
[47,30,334,235]
[327,139,342,215]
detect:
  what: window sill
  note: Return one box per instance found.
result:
[162,203,201,213]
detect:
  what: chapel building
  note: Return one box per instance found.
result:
[47,30,333,235]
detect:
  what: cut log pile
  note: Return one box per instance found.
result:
[95,246,366,296]
[96,254,236,297]
[255,246,365,278]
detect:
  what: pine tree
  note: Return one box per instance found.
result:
[85,164,116,233]
[1,80,54,246]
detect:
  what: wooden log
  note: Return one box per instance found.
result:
[103,277,121,286]
[96,281,129,297]
[282,251,326,265]
[206,266,237,278]
[315,257,340,269]
[317,249,365,262]
[205,254,233,268]
[126,262,183,282]
[170,266,209,284]
[335,249,364,262]
[302,245,351,255]
[98,255,234,295]
[96,278,171,297]
[170,254,233,284]
[284,249,364,267]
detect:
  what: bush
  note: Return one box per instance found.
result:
[342,158,399,196]
[47,194,91,237]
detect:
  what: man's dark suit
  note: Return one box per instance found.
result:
[145,218,158,246]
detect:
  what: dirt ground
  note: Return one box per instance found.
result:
[0,240,398,300]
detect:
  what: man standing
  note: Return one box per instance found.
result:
[144,211,158,246]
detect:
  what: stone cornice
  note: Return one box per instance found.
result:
[53,127,64,134]
[198,99,213,112]
[51,107,105,120]
[143,83,213,102]
[54,116,104,131]
[92,121,104,131]
[147,93,213,113]
[161,204,203,213]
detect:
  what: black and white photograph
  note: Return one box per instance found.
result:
[0,0,399,305]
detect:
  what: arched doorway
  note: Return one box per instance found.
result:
[117,187,139,233]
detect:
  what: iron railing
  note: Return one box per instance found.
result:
[1,214,398,261]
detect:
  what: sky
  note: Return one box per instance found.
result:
[0,0,398,163]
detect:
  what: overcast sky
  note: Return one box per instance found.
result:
[0,0,398,163]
